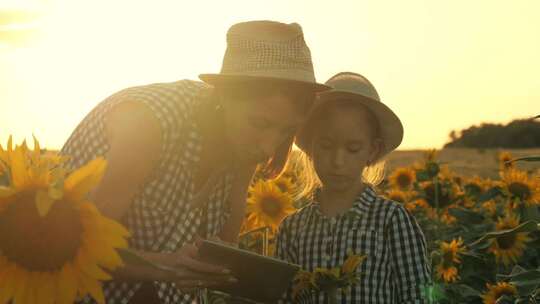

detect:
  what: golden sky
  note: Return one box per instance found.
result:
[1,0,539,150]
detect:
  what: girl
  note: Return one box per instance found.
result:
[276,72,432,303]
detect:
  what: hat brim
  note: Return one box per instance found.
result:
[295,91,404,158]
[199,73,331,92]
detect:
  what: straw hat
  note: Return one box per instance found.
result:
[295,72,404,158]
[199,20,329,92]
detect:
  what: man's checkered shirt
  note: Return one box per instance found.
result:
[61,80,233,304]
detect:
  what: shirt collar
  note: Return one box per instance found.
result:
[311,185,377,218]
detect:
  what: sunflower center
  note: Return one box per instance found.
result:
[465,183,482,196]
[493,286,517,299]
[260,197,282,217]
[389,194,405,203]
[441,251,455,268]
[275,181,289,193]
[496,233,517,250]
[396,174,412,189]
[0,190,83,271]
[508,182,531,201]
[424,183,452,208]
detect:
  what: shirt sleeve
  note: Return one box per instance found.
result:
[387,205,432,303]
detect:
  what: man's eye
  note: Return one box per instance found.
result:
[347,145,362,153]
[250,118,269,129]
[318,140,333,149]
[282,127,296,136]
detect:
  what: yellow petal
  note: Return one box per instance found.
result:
[64,158,107,201]
[57,263,78,304]
[13,267,29,304]
[0,186,16,198]
[0,263,17,304]
[34,272,55,304]
[31,135,41,164]
[76,270,105,304]
[10,147,29,188]
[76,249,112,281]
[35,190,55,217]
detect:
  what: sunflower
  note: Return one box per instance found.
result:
[246,180,296,232]
[480,200,497,217]
[419,179,459,210]
[488,214,531,266]
[385,189,418,212]
[499,168,540,207]
[415,198,457,225]
[385,189,410,204]
[0,139,129,304]
[435,238,465,283]
[481,282,517,304]
[498,151,514,171]
[388,167,416,190]
[463,176,487,198]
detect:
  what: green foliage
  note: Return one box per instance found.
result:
[445,119,540,148]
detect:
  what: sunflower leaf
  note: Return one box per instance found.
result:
[448,208,485,224]
[497,267,540,284]
[447,284,481,298]
[415,170,431,182]
[507,156,540,163]
[477,186,503,203]
[467,220,539,248]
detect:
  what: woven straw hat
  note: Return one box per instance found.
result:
[199,20,329,92]
[295,72,404,158]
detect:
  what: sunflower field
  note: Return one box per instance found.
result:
[239,149,540,304]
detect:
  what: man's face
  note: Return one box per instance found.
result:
[221,92,305,165]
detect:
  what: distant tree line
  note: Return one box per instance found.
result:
[444,118,540,148]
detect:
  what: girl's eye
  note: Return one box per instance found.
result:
[347,145,363,153]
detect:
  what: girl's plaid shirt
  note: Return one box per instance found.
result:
[276,186,432,303]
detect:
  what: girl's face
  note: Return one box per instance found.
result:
[222,92,306,165]
[311,105,380,193]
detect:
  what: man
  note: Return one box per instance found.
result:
[62,20,329,303]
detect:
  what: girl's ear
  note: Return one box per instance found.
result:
[368,138,384,165]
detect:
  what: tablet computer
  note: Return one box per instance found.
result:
[198,240,300,303]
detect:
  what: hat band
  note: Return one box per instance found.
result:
[218,69,316,83]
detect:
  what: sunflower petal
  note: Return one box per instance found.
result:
[34,272,55,304]
[78,272,106,304]
[0,263,17,304]
[13,267,29,304]
[76,249,113,281]
[57,263,78,304]
[0,186,15,198]
[35,190,55,217]
[64,158,107,201]
[10,147,29,188]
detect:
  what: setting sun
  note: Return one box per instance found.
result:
[1,0,539,150]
